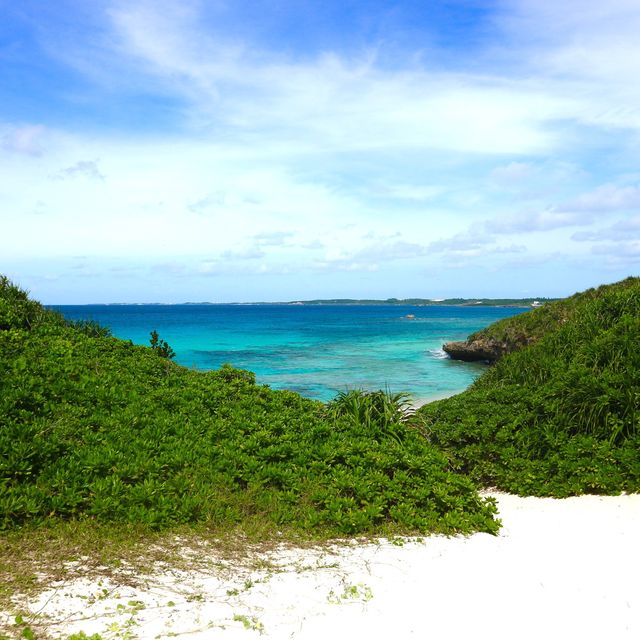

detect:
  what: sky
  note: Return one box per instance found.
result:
[1,0,639,303]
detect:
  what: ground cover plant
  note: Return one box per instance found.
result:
[0,275,498,539]
[419,277,640,496]
[458,280,625,354]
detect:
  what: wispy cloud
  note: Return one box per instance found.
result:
[52,160,105,181]
[560,183,640,212]
[498,0,640,130]
[428,230,490,256]
[1,124,47,156]
[371,183,445,202]
[254,231,294,247]
[591,241,640,266]
[572,216,640,242]
[95,1,575,156]
[486,209,590,234]
[490,161,536,186]
[187,194,222,215]
[220,247,266,260]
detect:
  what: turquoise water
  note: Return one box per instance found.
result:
[53,304,525,403]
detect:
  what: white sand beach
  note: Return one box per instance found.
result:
[6,492,640,639]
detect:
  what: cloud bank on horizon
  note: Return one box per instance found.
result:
[1,0,639,303]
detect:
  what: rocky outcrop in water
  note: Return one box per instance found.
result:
[442,337,513,363]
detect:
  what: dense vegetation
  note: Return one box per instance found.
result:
[3,274,638,542]
[0,276,497,537]
[461,284,621,354]
[419,277,640,496]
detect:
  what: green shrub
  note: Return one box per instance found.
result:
[149,330,175,359]
[0,276,498,537]
[419,277,640,496]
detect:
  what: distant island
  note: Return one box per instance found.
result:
[180,297,556,307]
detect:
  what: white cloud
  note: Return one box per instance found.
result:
[96,0,640,154]
[94,1,576,156]
[504,251,567,269]
[1,124,47,156]
[561,183,640,212]
[572,216,640,242]
[483,181,640,241]
[497,0,640,132]
[486,209,591,234]
[490,161,536,186]
[591,241,640,266]
[428,230,490,255]
[592,241,640,256]
[0,135,381,263]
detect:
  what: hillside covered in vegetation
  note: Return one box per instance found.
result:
[421,277,640,496]
[443,283,622,361]
[0,276,497,537]
[2,275,639,543]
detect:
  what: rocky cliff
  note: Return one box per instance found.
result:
[442,336,522,363]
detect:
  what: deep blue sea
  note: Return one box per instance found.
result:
[52,304,525,403]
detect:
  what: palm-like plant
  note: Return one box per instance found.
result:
[325,388,415,444]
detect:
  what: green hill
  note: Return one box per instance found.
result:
[0,276,497,537]
[419,277,640,496]
[443,283,619,361]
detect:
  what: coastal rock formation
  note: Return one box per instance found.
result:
[442,337,515,363]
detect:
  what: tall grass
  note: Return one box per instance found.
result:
[325,388,415,444]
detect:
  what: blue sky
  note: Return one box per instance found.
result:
[2,0,639,303]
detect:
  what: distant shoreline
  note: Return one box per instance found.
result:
[54,298,554,308]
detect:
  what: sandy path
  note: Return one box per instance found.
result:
[7,493,640,639]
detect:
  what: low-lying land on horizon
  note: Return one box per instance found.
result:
[285,296,555,307]
[90,297,554,307]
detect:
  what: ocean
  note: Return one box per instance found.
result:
[52,304,525,403]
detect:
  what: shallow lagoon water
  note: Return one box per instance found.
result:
[53,304,525,403]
